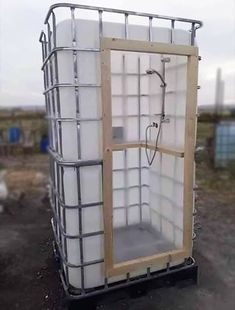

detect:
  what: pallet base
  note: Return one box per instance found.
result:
[63,260,198,309]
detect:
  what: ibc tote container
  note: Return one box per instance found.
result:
[40,3,202,297]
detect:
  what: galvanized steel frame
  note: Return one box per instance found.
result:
[39,2,202,296]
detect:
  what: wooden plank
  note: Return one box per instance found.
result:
[183,55,198,254]
[101,38,198,57]
[144,143,184,158]
[111,142,141,151]
[101,40,198,277]
[111,141,184,158]
[101,48,113,276]
[108,249,188,277]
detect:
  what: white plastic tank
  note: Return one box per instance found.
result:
[41,5,199,292]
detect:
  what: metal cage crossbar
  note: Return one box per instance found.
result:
[39,3,203,67]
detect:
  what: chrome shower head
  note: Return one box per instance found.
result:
[145,68,167,87]
[146,69,154,75]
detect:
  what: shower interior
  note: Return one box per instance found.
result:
[108,49,187,265]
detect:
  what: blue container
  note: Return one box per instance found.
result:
[40,135,49,153]
[8,127,21,143]
[215,121,235,167]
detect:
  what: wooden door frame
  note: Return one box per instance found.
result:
[101,37,198,277]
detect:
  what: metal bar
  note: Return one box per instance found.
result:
[113,166,148,172]
[44,3,203,29]
[51,12,57,49]
[44,83,101,94]
[47,22,59,153]
[171,20,175,44]
[159,154,163,234]
[52,219,104,268]
[98,10,103,38]
[137,57,142,223]
[41,27,59,260]
[71,6,84,291]
[122,54,128,227]
[71,7,80,125]
[112,113,165,118]
[111,72,149,76]
[124,13,129,39]
[41,47,100,70]
[50,181,103,209]
[46,116,102,122]
[48,147,102,167]
[114,184,149,190]
[123,14,129,227]
[44,61,50,90]
[191,22,195,45]
[55,162,62,244]
[147,52,152,161]
[147,267,151,277]
[44,93,53,149]
[41,36,46,63]
[114,202,149,210]
[161,58,166,117]
[172,157,178,244]
[51,205,104,239]
[51,158,58,237]
[60,255,196,299]
[52,11,63,156]
[54,165,68,284]
[77,167,85,292]
[111,94,153,98]
[47,22,53,83]
[149,17,153,41]
[39,30,46,43]
[41,32,50,91]
[57,165,62,243]
[111,91,182,97]
[61,165,69,286]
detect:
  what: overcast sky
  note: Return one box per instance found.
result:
[0,0,235,107]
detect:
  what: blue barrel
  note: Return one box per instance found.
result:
[8,127,21,143]
[40,135,49,153]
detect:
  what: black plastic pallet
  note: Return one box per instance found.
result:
[65,263,198,309]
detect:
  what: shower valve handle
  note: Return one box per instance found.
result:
[152,122,158,128]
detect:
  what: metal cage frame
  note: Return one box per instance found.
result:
[39,2,202,298]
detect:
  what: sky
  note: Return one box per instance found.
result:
[0,0,235,107]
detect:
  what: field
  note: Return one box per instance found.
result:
[0,122,235,309]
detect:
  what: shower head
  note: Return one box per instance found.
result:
[145,68,167,87]
[146,69,155,75]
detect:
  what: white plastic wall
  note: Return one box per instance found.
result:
[111,50,187,252]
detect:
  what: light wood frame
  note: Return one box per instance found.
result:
[101,37,198,277]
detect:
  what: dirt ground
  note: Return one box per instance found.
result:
[0,153,235,310]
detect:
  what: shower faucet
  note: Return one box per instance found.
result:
[146,68,168,121]
[144,67,170,165]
